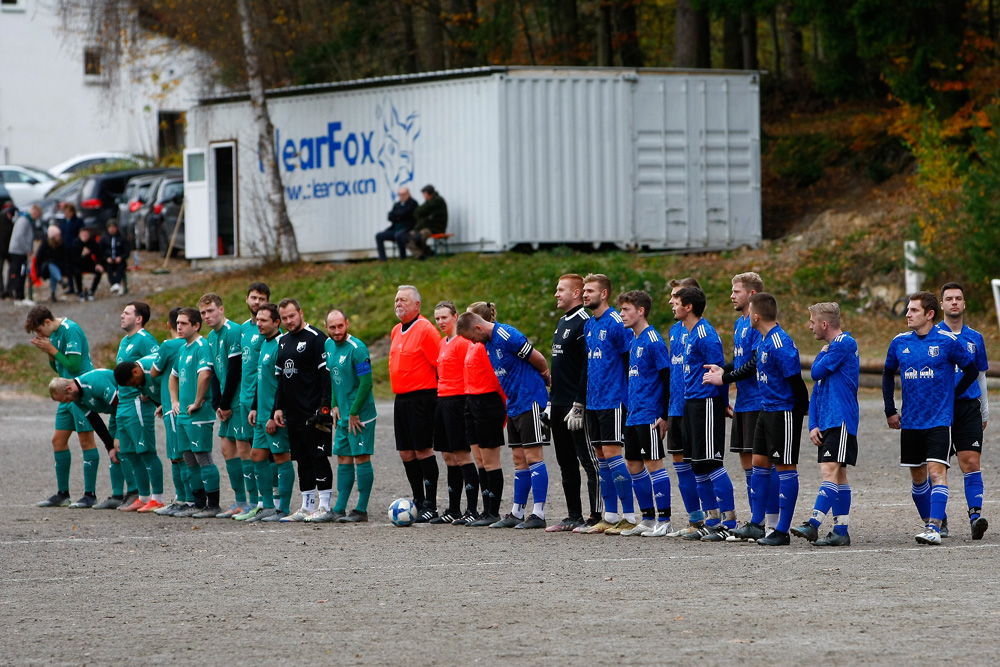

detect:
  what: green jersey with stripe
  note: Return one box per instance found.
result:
[173,336,215,424]
[240,318,265,410]
[255,335,282,419]
[49,318,93,379]
[153,338,186,413]
[326,335,377,423]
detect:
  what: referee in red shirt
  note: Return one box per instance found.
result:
[390,285,443,521]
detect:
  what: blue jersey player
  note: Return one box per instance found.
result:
[790,303,860,546]
[883,291,978,545]
[673,286,738,542]
[728,273,764,505]
[577,274,635,535]
[457,311,552,530]
[616,291,674,537]
[936,282,989,540]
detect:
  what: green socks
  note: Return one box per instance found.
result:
[120,455,138,495]
[333,463,355,514]
[125,452,150,497]
[171,460,187,502]
[201,462,221,494]
[82,448,100,495]
[356,461,374,513]
[277,461,295,513]
[254,460,275,509]
[186,463,204,496]
[224,457,246,502]
[54,450,72,494]
[109,460,125,497]
[242,459,258,505]
[139,450,164,495]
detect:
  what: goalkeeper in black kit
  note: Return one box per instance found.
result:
[272,298,335,522]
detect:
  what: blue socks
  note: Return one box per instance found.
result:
[650,468,671,518]
[929,484,949,525]
[775,470,799,534]
[744,468,753,506]
[607,455,634,515]
[695,474,720,526]
[597,458,618,516]
[809,481,838,528]
[631,469,654,519]
[709,466,736,528]
[911,479,931,520]
[965,471,984,521]
[833,483,851,536]
[529,461,548,505]
[673,461,700,519]
[749,466,771,525]
[512,468,531,510]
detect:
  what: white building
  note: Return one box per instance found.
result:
[0,0,219,170]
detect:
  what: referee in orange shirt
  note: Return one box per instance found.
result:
[390,285,443,522]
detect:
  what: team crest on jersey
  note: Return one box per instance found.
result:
[636,346,643,357]
[126,344,134,353]
[339,355,347,363]
[296,341,307,353]
[968,342,976,354]
[251,335,259,344]
[598,330,607,341]
[283,359,298,378]
[761,352,768,363]
[928,346,939,357]
[496,349,504,359]
[563,329,570,339]
[741,329,747,339]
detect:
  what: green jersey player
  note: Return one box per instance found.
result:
[233,282,271,521]
[150,307,191,516]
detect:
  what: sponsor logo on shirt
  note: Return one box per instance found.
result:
[629,365,639,378]
[283,359,298,378]
[589,349,602,360]
[734,345,744,357]
[757,371,769,384]
[671,353,684,365]
[919,367,934,379]
[904,367,918,380]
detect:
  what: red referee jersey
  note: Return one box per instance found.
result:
[438,335,472,397]
[389,316,441,394]
[464,341,505,399]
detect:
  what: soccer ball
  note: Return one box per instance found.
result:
[388,498,417,526]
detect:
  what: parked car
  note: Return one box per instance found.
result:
[76,168,174,231]
[48,152,152,181]
[0,165,57,208]
[153,184,185,257]
[135,172,182,251]
[118,173,165,247]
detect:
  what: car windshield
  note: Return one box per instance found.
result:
[22,166,55,181]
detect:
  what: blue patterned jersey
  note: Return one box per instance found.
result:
[809,332,860,434]
[626,326,671,425]
[934,321,988,401]
[584,308,631,410]
[486,323,549,418]
[683,318,726,400]
[756,324,802,412]
[733,314,762,412]
[668,322,687,417]
[885,327,975,429]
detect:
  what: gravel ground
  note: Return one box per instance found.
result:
[1,395,998,666]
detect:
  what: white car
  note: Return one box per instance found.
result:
[0,165,57,208]
[48,152,150,181]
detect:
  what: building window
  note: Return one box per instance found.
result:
[158,111,186,161]
[1,0,26,12]
[84,48,102,76]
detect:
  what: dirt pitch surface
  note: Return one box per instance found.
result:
[1,394,998,666]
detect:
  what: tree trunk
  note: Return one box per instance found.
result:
[780,2,803,80]
[741,8,758,69]
[769,6,782,79]
[617,0,643,67]
[236,0,299,263]
[597,0,613,66]
[675,0,710,68]
[553,0,583,65]
[517,0,537,64]
[723,9,742,69]
[423,0,446,70]
[398,0,420,73]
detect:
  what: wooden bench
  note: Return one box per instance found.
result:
[429,232,455,256]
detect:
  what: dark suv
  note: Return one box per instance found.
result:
[78,168,175,230]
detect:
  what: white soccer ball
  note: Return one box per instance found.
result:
[389,498,417,526]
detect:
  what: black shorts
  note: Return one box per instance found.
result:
[393,389,437,451]
[625,424,664,461]
[506,403,549,448]
[584,405,625,446]
[900,426,951,467]
[952,398,984,454]
[287,420,332,462]
[816,424,858,466]
[466,392,507,449]
[666,415,684,455]
[434,395,470,453]
[752,410,802,466]
[682,397,727,462]
[730,410,760,454]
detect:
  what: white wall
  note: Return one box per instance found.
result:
[0,0,218,170]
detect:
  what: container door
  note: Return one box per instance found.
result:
[210,142,237,257]
[183,148,212,258]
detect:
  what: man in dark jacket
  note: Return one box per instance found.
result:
[71,227,105,301]
[99,219,130,295]
[407,185,448,260]
[0,202,16,298]
[375,186,418,261]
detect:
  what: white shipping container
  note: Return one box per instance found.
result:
[184,67,760,262]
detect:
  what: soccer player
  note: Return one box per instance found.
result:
[546,274,601,532]
[936,282,990,540]
[658,278,705,538]
[324,308,378,523]
[617,290,673,536]
[114,302,161,512]
[430,301,479,524]
[883,291,978,545]
[247,302,295,522]
[199,293,250,518]
[169,307,223,518]
[48,370,119,467]
[728,273,764,507]
[575,273,633,535]
[463,302,509,527]
[673,286,738,541]
[233,282,271,521]
[113,353,167,512]
[150,307,192,516]
[789,302,860,546]
[389,285,441,522]
[722,293,809,546]
[273,298,334,522]
[26,306,99,508]
[458,311,551,529]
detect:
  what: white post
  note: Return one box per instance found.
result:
[991,279,1000,338]
[904,240,924,295]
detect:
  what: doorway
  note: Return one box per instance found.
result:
[211,142,237,256]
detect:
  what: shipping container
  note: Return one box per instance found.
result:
[184,66,760,262]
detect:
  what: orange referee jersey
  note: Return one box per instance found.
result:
[389,315,441,394]
[437,335,472,397]
[464,341,505,399]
